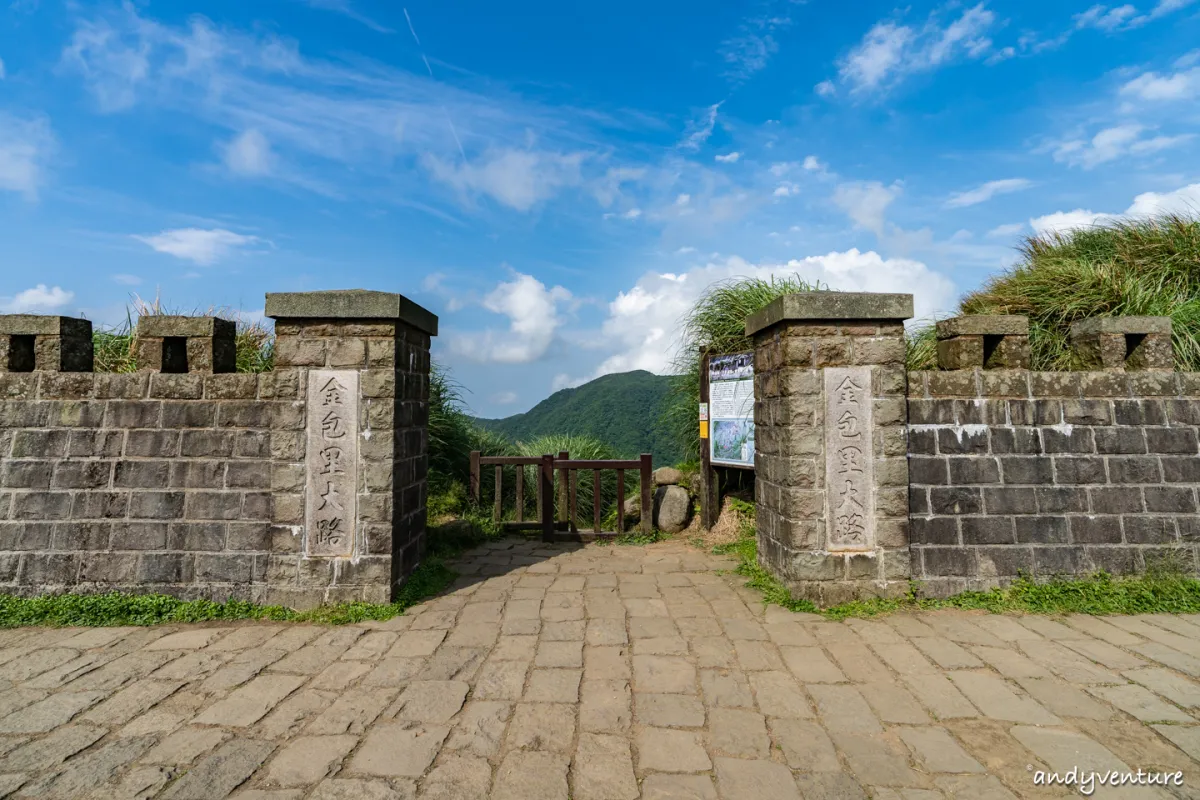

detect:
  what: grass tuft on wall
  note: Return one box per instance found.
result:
[907,213,1200,371]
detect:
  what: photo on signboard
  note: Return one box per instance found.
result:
[711,419,754,463]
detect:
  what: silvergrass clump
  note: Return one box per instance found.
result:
[908,212,1200,370]
[665,276,826,462]
[92,292,275,373]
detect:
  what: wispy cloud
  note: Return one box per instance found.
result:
[111,273,142,286]
[832,180,902,235]
[945,178,1034,208]
[678,102,723,151]
[715,152,741,163]
[134,228,263,265]
[424,149,586,212]
[717,1,801,84]
[300,0,393,33]
[0,113,54,199]
[1121,63,1200,101]
[1051,124,1193,168]
[0,57,6,79]
[57,5,632,217]
[830,4,997,96]
[986,222,1026,238]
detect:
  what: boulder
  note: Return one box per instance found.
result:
[653,485,693,534]
[622,495,641,526]
[653,467,684,486]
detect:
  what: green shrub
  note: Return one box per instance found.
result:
[908,213,1200,370]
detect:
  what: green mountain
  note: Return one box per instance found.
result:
[475,370,683,465]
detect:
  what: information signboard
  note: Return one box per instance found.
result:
[707,352,754,468]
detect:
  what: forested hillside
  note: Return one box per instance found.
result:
[475,370,683,465]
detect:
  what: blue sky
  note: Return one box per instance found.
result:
[2,0,1199,418]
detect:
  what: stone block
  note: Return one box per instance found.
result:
[936,315,1029,338]
[1072,316,1173,371]
[266,289,439,335]
[0,315,93,372]
[746,292,914,335]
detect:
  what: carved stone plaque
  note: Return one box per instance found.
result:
[306,370,359,557]
[824,367,874,552]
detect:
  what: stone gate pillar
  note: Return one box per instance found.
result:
[265,290,437,606]
[746,292,913,605]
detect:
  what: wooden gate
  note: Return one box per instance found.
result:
[469,451,653,542]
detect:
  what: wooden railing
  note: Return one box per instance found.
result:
[469,451,653,541]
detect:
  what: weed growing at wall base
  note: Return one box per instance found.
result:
[717,516,1200,618]
[0,558,456,628]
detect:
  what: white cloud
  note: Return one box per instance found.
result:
[675,194,691,206]
[1074,4,1138,30]
[945,178,1034,208]
[424,148,585,212]
[490,391,518,405]
[1052,124,1193,168]
[675,246,697,255]
[834,4,997,95]
[815,80,836,97]
[986,222,1026,238]
[449,273,572,364]
[111,273,142,285]
[0,57,6,79]
[832,180,901,235]
[0,114,54,199]
[1121,66,1200,101]
[223,129,273,176]
[773,182,799,197]
[603,208,642,220]
[134,228,262,265]
[715,152,741,163]
[679,102,722,151]
[1126,183,1200,216]
[1,284,74,314]
[1030,182,1200,235]
[556,250,956,386]
[803,156,824,171]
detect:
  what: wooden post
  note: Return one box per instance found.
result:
[699,349,719,529]
[469,450,481,503]
[640,453,653,535]
[493,466,502,523]
[616,469,625,534]
[557,451,569,530]
[569,470,578,533]
[592,470,601,533]
[515,466,525,523]
[540,454,554,541]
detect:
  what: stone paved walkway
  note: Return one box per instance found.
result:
[1,539,1200,798]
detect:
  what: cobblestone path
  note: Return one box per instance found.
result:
[1,539,1200,797]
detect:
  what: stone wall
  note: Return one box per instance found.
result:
[0,290,436,607]
[908,368,1200,596]
[0,370,293,601]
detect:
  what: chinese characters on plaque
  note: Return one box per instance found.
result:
[306,370,359,557]
[824,367,874,552]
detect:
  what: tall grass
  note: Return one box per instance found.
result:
[93,293,274,373]
[908,213,1200,370]
[665,276,826,461]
